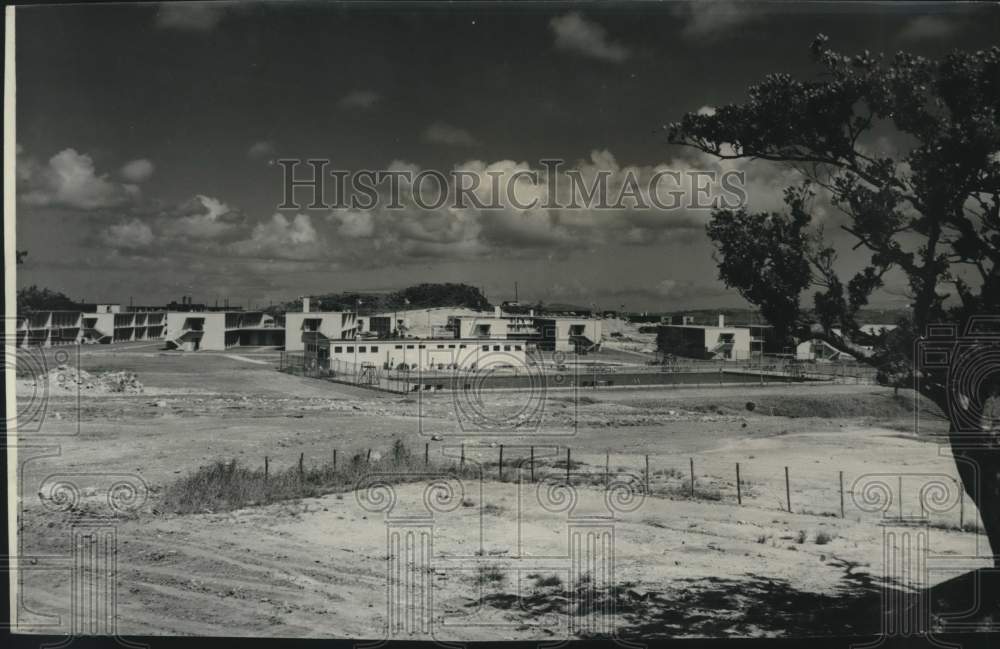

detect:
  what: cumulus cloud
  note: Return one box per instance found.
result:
[163,195,244,240]
[549,12,630,63]
[229,213,321,259]
[102,219,154,250]
[247,140,276,160]
[18,148,141,210]
[120,158,155,183]
[899,16,959,41]
[338,90,381,110]
[674,1,757,40]
[156,4,227,31]
[330,209,375,238]
[88,146,817,270]
[423,122,480,147]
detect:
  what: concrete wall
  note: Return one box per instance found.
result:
[284,311,357,352]
[324,339,528,371]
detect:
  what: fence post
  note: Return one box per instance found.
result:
[645,455,650,494]
[736,463,742,505]
[839,471,844,518]
[299,452,304,482]
[959,482,965,529]
[333,449,337,474]
[499,444,504,481]
[366,448,372,464]
[785,466,792,513]
[605,451,610,490]
[264,456,269,482]
[689,458,695,497]
[460,443,465,469]
[425,442,429,466]
[898,475,903,519]
[566,448,571,484]
[530,446,535,482]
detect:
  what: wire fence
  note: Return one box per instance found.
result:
[250,441,979,534]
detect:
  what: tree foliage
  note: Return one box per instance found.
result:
[670,35,999,361]
[669,35,1000,563]
[17,285,78,312]
[271,283,491,315]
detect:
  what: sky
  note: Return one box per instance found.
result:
[13,1,1000,311]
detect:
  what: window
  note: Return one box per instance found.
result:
[347,346,354,353]
[406,344,414,349]
[437,344,444,349]
[514,345,522,351]
[371,346,379,352]
[360,346,368,353]
[448,344,455,348]
[503,345,511,351]
[493,345,501,351]
[418,344,426,349]
[334,346,343,353]
[482,345,489,351]
[459,344,466,349]
[395,345,403,350]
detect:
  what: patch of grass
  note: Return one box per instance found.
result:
[815,530,835,545]
[476,564,506,585]
[795,530,807,544]
[534,574,563,588]
[481,503,504,516]
[162,439,482,515]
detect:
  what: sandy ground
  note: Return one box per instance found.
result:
[12,344,993,638]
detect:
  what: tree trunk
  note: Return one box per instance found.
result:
[951,439,1000,568]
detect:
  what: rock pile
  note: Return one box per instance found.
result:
[46,366,144,394]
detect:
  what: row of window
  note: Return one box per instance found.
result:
[330,343,524,353]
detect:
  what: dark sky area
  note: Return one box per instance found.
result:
[14,1,1000,310]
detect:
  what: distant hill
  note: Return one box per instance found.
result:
[273,283,491,315]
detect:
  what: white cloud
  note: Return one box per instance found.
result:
[338,90,381,110]
[103,219,154,249]
[164,195,242,240]
[675,1,756,40]
[331,209,375,238]
[230,213,321,259]
[550,12,630,63]
[247,140,276,160]
[19,148,140,210]
[899,16,959,41]
[423,122,480,147]
[120,158,155,183]
[156,4,227,31]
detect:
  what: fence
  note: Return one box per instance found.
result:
[278,351,877,394]
[252,442,979,534]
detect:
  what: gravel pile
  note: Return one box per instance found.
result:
[46,366,144,394]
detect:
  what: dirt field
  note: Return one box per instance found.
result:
[12,344,992,638]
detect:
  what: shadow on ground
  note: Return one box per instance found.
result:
[472,563,1000,637]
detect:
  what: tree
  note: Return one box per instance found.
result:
[670,37,1000,564]
[17,285,78,312]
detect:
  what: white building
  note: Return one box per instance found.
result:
[165,311,282,351]
[450,308,602,352]
[284,306,358,352]
[303,334,528,372]
[657,315,752,361]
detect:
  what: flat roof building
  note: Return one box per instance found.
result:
[165,311,283,351]
[450,309,601,353]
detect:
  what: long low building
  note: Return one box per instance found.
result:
[448,308,602,352]
[302,333,528,372]
[16,305,168,348]
[164,311,284,351]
